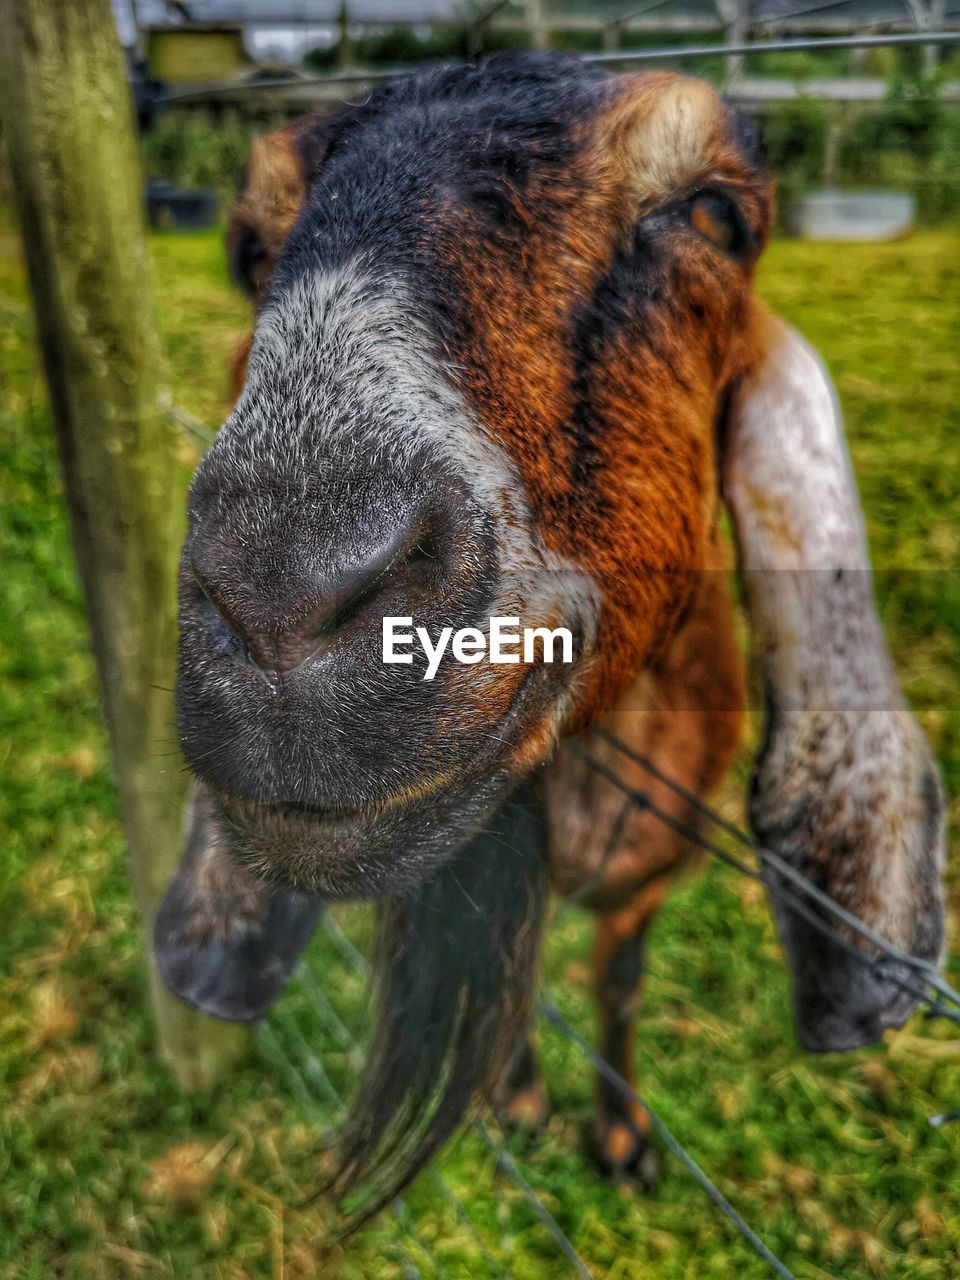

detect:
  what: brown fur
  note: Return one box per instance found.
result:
[429,75,769,729]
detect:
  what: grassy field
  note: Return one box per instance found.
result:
[1,218,959,1280]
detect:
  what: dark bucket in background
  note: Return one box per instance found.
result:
[146,179,217,230]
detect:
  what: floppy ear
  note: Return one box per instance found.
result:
[152,784,324,1023]
[722,308,945,1050]
[226,113,327,302]
[226,113,330,400]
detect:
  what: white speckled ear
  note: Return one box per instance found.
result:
[722,312,944,1045]
[723,312,886,698]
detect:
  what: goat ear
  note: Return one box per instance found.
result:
[722,310,944,1042]
[152,785,324,1023]
[226,114,325,303]
[722,308,872,642]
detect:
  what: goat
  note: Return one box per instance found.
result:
[153,54,946,1221]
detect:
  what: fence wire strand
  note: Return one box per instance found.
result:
[165,30,960,101]
[295,902,602,1279]
[270,708,957,1280]
[538,999,799,1280]
[589,727,960,1024]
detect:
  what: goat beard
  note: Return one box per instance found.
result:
[152,777,549,1224]
[327,780,548,1227]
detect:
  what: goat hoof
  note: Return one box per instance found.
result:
[499,1082,551,1140]
[595,1121,660,1190]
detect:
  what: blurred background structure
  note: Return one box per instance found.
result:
[97,0,960,234]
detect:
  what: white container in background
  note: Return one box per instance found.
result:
[790,189,915,241]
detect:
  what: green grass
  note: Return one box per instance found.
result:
[1,220,959,1280]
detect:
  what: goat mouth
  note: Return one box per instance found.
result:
[268,799,363,821]
[198,658,571,899]
[218,793,371,833]
[207,760,512,900]
[243,769,460,827]
[208,758,476,844]
[216,658,556,818]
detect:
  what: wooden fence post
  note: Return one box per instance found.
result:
[0,0,247,1088]
[527,0,549,50]
[338,0,354,70]
[715,0,748,83]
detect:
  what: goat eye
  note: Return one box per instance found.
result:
[688,191,754,261]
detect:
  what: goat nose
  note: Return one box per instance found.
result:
[189,519,423,676]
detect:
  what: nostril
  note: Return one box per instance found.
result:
[245,608,331,676]
[189,560,328,675]
[187,560,258,661]
[406,532,439,572]
[187,505,441,678]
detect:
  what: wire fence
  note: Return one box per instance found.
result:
[164,28,960,102]
[255,712,960,1280]
[582,729,960,1028]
